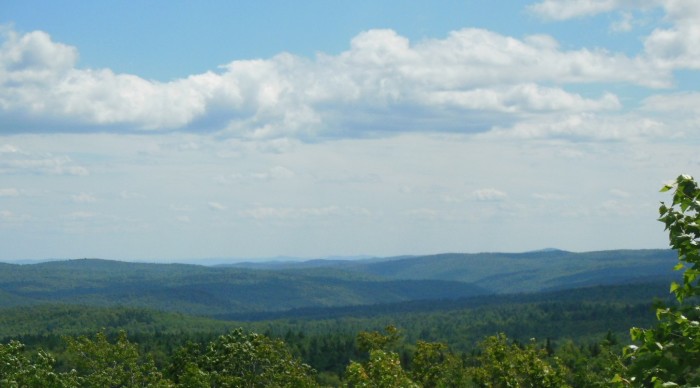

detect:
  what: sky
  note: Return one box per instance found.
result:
[1,0,699,262]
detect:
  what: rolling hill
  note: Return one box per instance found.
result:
[0,249,677,318]
[232,249,678,293]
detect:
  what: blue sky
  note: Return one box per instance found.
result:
[1,1,699,262]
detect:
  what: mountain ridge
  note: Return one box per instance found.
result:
[0,249,677,318]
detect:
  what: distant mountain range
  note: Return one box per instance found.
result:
[0,249,677,318]
[227,249,677,293]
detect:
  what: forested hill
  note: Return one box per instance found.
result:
[229,249,677,293]
[0,249,676,318]
[0,259,487,315]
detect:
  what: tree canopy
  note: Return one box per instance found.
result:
[619,175,700,386]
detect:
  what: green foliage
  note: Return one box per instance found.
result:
[0,340,78,387]
[356,325,401,353]
[556,338,625,387]
[469,333,571,387]
[620,175,700,386]
[0,326,633,387]
[345,349,418,388]
[659,175,700,304]
[411,341,468,387]
[0,305,237,339]
[345,327,418,387]
[170,328,317,387]
[64,330,171,387]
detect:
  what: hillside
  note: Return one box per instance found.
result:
[0,259,486,315]
[0,249,677,318]
[233,249,677,293]
[0,304,237,339]
[0,280,669,350]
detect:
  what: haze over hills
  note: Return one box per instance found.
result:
[0,255,376,267]
[229,249,677,293]
[0,249,676,318]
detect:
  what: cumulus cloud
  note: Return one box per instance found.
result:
[427,85,620,113]
[0,29,77,83]
[529,1,700,72]
[0,24,673,141]
[643,4,700,70]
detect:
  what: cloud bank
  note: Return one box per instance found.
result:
[1,20,682,141]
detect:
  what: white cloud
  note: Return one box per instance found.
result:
[440,194,470,204]
[403,208,440,221]
[241,205,373,221]
[0,188,19,197]
[641,91,700,112]
[529,1,700,71]
[0,25,673,141]
[610,12,635,32]
[64,211,97,220]
[0,144,19,153]
[427,85,620,113]
[484,112,667,141]
[0,154,89,175]
[250,166,296,181]
[528,0,655,21]
[528,0,618,20]
[176,215,191,223]
[473,188,508,201]
[610,188,631,198]
[240,205,343,220]
[72,192,96,203]
[0,29,77,84]
[170,204,193,212]
[215,166,296,185]
[0,209,30,223]
[119,190,144,199]
[644,9,700,70]
[532,192,569,201]
[208,201,227,211]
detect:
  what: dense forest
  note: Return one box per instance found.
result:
[1,175,699,386]
[0,273,674,386]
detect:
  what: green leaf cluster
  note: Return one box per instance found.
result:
[170,328,317,387]
[620,175,700,386]
[64,331,168,387]
[468,333,570,387]
[0,340,78,387]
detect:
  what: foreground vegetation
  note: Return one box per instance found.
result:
[1,174,699,386]
[1,324,624,387]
